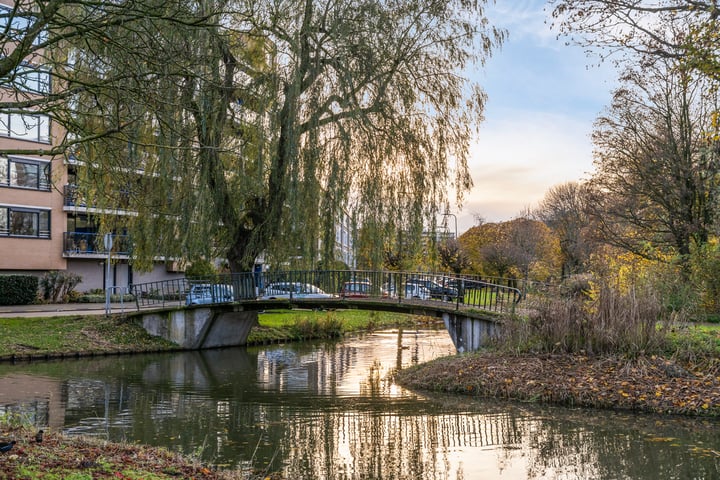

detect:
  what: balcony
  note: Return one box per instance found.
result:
[63,184,88,207]
[63,184,133,212]
[63,232,131,257]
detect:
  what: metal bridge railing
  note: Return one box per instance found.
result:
[129,270,523,314]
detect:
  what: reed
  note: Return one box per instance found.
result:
[499,278,675,357]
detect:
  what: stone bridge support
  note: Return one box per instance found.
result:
[136,306,257,349]
[442,312,500,352]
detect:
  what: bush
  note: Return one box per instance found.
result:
[560,273,593,299]
[77,293,136,303]
[40,271,82,303]
[291,313,343,339]
[185,259,216,279]
[0,275,38,305]
[501,278,674,357]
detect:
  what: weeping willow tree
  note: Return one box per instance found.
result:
[64,0,504,272]
[0,1,209,157]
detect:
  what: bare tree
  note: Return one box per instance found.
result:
[550,0,720,80]
[535,181,593,277]
[587,57,720,271]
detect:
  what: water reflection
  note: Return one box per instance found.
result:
[0,328,718,479]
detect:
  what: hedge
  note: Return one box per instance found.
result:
[0,275,39,305]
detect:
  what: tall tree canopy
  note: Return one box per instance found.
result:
[550,0,720,80]
[459,218,560,279]
[14,0,505,271]
[587,57,720,269]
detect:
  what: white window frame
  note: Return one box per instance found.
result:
[0,113,51,143]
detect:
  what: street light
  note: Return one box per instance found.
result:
[442,211,457,239]
[104,233,113,315]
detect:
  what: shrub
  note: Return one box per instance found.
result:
[561,273,593,299]
[40,271,82,303]
[0,275,38,305]
[291,313,343,339]
[185,259,216,279]
[500,278,674,357]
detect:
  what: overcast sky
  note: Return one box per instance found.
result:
[450,0,618,234]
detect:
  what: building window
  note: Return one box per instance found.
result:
[0,113,51,143]
[0,156,51,190]
[0,206,50,238]
[0,5,48,46]
[0,63,51,94]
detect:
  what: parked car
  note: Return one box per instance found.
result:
[405,278,458,300]
[260,282,334,300]
[403,283,431,300]
[452,277,489,290]
[186,284,234,305]
[341,281,371,298]
[381,283,431,300]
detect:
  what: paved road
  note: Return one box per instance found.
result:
[0,302,134,318]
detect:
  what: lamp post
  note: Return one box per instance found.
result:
[104,233,113,315]
[443,211,457,239]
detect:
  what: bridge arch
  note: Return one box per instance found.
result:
[128,270,522,352]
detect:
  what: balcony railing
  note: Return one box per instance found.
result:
[63,232,130,255]
[63,184,132,209]
[63,184,88,207]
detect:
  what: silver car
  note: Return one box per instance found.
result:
[185,284,234,305]
[260,282,335,300]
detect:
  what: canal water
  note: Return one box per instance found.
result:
[0,327,718,479]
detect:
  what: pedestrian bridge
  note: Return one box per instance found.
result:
[127,270,523,352]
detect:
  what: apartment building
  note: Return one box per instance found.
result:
[0,1,66,276]
[0,1,183,293]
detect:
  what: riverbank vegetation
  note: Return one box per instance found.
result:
[0,309,424,361]
[397,275,720,417]
[0,422,233,480]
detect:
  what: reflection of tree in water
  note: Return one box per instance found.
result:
[276,409,526,479]
[6,338,720,478]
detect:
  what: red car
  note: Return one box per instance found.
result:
[340,281,371,298]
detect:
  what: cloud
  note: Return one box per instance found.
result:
[451,0,619,234]
[456,109,597,231]
[486,0,555,46]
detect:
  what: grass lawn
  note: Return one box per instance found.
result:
[0,309,433,359]
[666,322,720,358]
[247,308,429,344]
[0,315,177,358]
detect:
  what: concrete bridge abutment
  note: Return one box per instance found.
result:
[442,312,500,352]
[137,306,257,349]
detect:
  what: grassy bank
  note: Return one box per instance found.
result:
[0,421,275,480]
[248,309,423,344]
[0,308,427,361]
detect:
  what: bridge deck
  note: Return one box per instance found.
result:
[129,270,522,318]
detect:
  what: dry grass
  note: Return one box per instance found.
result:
[499,280,674,357]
